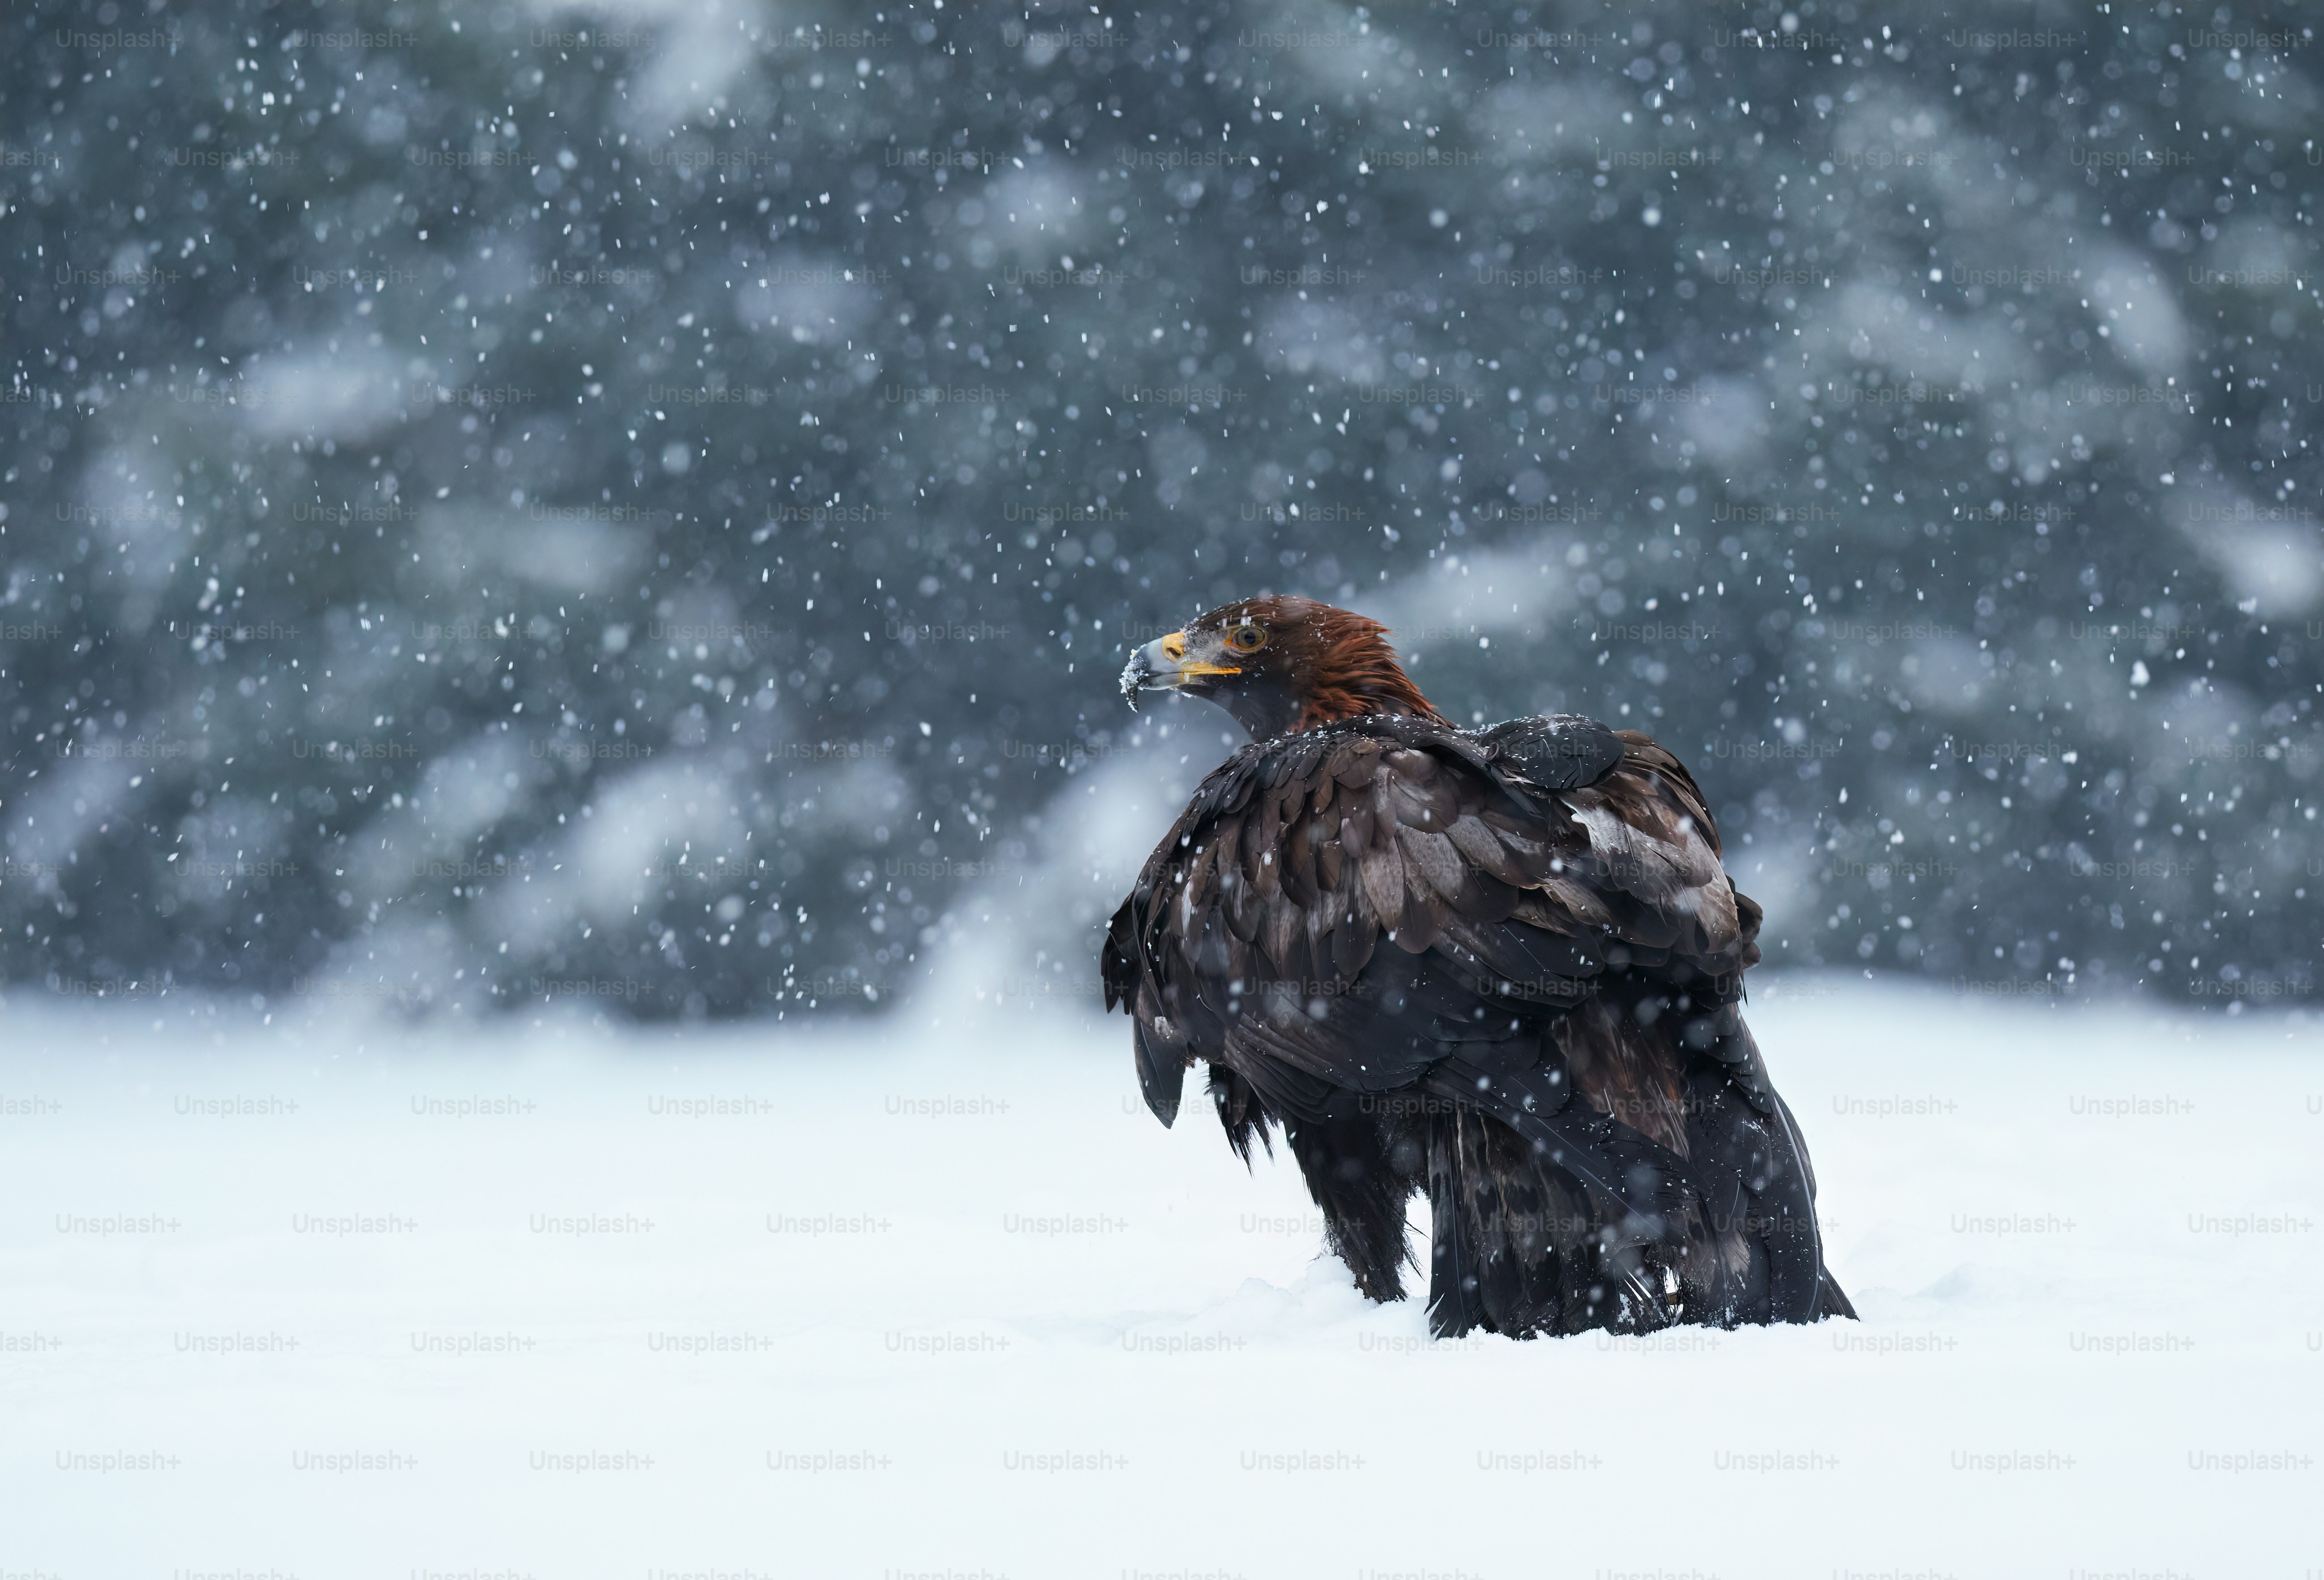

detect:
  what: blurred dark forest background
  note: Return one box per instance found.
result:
[2,0,2319,1017]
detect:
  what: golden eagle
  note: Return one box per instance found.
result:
[1104,595,1853,1339]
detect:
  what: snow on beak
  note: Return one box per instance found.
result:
[1119,631,1238,711]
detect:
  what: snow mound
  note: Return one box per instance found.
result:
[1,980,2315,1572]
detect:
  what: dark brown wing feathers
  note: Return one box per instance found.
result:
[1105,720,1752,1022]
[1103,710,1845,1335]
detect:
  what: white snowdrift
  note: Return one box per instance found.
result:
[0,978,2316,1575]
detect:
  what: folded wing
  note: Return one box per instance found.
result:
[1103,715,1843,1334]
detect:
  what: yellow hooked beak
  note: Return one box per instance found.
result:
[1119,630,1241,709]
[1153,630,1243,679]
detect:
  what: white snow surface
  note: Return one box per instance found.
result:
[2,977,2317,1575]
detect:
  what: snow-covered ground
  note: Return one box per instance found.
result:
[2,977,2317,1576]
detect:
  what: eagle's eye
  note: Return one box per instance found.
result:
[1226,624,1268,653]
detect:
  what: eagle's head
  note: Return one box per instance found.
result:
[1119,593,1447,738]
